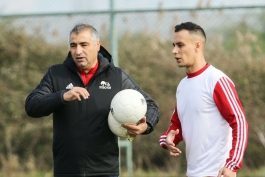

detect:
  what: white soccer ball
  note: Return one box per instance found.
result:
[108,111,128,138]
[110,89,147,124]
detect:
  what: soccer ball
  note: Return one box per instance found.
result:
[108,111,128,138]
[110,89,147,124]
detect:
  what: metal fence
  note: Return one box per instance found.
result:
[1,1,265,65]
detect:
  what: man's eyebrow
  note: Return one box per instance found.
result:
[173,42,183,45]
[70,42,89,45]
[79,42,89,45]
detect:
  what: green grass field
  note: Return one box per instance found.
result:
[0,167,264,177]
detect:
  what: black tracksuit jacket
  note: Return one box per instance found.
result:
[25,46,160,177]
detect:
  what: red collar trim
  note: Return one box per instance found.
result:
[187,63,210,78]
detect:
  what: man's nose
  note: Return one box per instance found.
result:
[76,45,82,55]
[172,47,178,54]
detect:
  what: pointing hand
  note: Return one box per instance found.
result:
[63,87,89,101]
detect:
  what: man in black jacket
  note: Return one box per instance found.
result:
[25,23,159,177]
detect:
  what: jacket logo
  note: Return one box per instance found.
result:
[99,81,111,89]
[66,83,74,89]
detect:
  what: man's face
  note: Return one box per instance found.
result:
[70,29,100,72]
[172,30,197,69]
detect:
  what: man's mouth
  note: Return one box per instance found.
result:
[76,57,85,61]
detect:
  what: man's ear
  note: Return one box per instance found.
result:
[97,40,101,51]
[195,41,202,52]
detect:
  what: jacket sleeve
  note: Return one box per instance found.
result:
[25,67,67,118]
[121,70,159,134]
[159,107,183,150]
[213,76,248,172]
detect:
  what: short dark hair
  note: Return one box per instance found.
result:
[70,23,100,41]
[174,22,206,41]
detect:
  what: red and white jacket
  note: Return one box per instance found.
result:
[159,64,248,177]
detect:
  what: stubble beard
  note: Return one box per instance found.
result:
[75,59,89,70]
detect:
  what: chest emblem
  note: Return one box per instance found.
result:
[99,81,111,89]
[66,83,74,89]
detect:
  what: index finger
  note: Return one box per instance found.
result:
[168,146,181,153]
[73,87,89,99]
[78,89,89,99]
